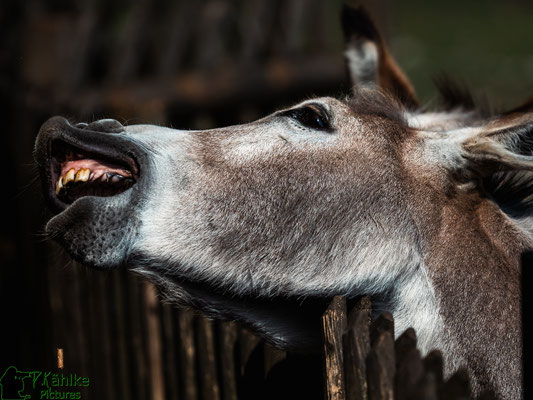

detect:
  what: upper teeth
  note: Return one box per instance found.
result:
[56,167,131,196]
[55,168,92,194]
[75,168,90,182]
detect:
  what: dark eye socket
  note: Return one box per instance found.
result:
[281,104,332,132]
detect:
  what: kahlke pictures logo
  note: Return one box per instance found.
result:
[0,366,89,400]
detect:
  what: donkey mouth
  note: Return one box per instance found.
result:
[35,116,141,214]
[51,140,137,206]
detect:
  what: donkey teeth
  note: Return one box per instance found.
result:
[75,168,91,183]
[105,172,124,183]
[62,168,76,185]
[56,179,63,195]
[56,168,91,195]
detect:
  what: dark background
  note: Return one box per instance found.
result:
[1,1,532,399]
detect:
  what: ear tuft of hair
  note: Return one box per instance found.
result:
[341,4,380,43]
[484,171,533,219]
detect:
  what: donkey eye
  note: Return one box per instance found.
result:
[283,105,332,132]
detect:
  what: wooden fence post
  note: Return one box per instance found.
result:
[343,296,371,400]
[322,295,348,400]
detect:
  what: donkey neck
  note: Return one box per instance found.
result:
[409,190,524,396]
[371,259,445,357]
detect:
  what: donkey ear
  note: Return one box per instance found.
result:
[342,4,419,109]
[462,118,533,175]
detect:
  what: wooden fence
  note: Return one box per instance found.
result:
[321,296,499,400]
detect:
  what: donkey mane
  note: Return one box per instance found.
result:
[346,86,406,124]
[434,75,479,113]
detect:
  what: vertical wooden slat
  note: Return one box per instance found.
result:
[161,303,180,400]
[440,368,471,400]
[128,273,149,400]
[178,309,198,400]
[476,390,498,400]
[96,272,117,400]
[409,372,438,400]
[144,283,166,400]
[322,295,348,400]
[343,297,371,400]
[218,321,238,400]
[366,331,395,400]
[75,266,96,400]
[63,0,97,90]
[394,328,417,367]
[156,1,198,76]
[196,316,221,400]
[369,312,394,347]
[237,327,261,377]
[193,1,231,72]
[394,330,423,400]
[348,296,372,326]
[237,0,275,65]
[112,270,133,400]
[108,0,152,83]
[281,0,308,56]
[71,265,89,386]
[236,328,264,400]
[423,350,444,387]
[85,269,104,399]
[45,249,66,367]
[264,342,287,379]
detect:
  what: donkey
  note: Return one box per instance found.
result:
[34,5,527,399]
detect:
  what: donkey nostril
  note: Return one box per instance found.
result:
[85,119,125,134]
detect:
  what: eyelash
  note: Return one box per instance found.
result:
[282,105,332,132]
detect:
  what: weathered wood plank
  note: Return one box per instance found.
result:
[95,272,117,399]
[196,316,221,400]
[348,296,372,326]
[112,270,133,400]
[161,303,180,400]
[423,350,444,387]
[178,309,198,400]
[237,327,262,377]
[370,312,394,348]
[144,283,166,400]
[408,372,438,400]
[440,368,471,400]
[395,347,423,400]
[343,297,371,400]
[264,342,287,379]
[218,321,238,400]
[394,328,417,367]
[476,389,498,400]
[322,295,348,400]
[127,274,149,400]
[366,331,395,400]
[394,328,422,400]
[236,330,264,400]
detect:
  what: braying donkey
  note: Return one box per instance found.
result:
[34,5,526,399]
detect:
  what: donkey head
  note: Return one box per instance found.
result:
[34,5,527,398]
